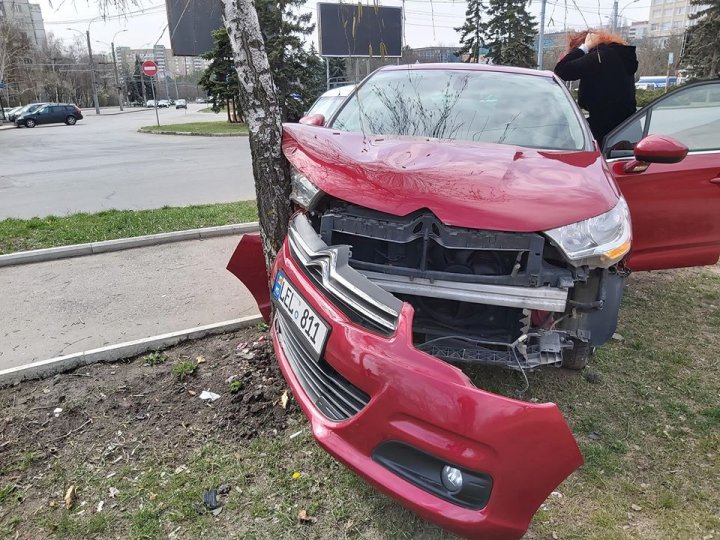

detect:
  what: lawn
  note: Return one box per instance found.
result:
[139,121,248,136]
[0,267,718,539]
[0,202,258,254]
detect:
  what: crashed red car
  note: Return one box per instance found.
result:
[229,66,720,539]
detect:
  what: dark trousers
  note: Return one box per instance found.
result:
[587,105,635,148]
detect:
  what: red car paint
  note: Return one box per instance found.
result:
[272,240,582,539]
[283,124,620,233]
[227,235,272,321]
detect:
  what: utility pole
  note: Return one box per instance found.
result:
[110,43,123,110]
[611,0,619,33]
[86,31,100,114]
[537,0,547,69]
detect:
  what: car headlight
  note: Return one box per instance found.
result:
[290,167,324,210]
[545,198,632,268]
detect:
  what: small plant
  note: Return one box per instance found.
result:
[228,379,243,393]
[256,321,269,332]
[142,351,167,366]
[173,360,197,380]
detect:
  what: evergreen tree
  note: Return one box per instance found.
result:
[681,0,720,79]
[483,0,536,67]
[328,57,347,81]
[127,56,154,104]
[455,0,486,63]
[304,44,327,110]
[199,28,242,122]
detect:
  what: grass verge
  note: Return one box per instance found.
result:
[0,201,257,254]
[139,121,248,136]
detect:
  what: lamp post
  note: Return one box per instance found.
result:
[68,25,100,114]
[97,29,127,110]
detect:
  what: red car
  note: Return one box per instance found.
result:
[229,66,720,539]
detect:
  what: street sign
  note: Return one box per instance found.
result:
[142,60,158,77]
[668,52,674,65]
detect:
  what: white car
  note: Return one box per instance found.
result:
[175,99,187,109]
[158,100,170,108]
[146,100,156,108]
[305,84,356,121]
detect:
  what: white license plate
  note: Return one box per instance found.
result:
[272,270,329,358]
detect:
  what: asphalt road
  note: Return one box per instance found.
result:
[0,105,255,219]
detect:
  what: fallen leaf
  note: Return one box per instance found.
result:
[96,500,104,513]
[188,390,197,396]
[631,504,642,512]
[64,485,76,510]
[280,391,289,409]
[292,472,301,480]
[211,506,223,516]
[298,509,316,523]
[108,487,120,498]
[149,492,157,501]
[196,356,206,364]
[552,533,559,540]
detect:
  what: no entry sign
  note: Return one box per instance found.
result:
[142,60,158,77]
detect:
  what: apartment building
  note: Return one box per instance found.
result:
[0,0,46,47]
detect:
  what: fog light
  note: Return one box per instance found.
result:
[441,465,463,493]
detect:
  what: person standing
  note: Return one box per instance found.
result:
[554,30,638,147]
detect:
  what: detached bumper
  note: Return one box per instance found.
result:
[268,239,583,540]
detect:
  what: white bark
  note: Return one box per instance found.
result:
[222,0,292,267]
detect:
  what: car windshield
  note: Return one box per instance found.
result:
[332,69,586,151]
[307,96,345,119]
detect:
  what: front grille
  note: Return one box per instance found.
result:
[275,314,369,421]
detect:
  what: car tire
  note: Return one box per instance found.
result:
[561,339,593,370]
[25,119,36,128]
[65,116,77,125]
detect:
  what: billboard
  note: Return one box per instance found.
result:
[318,2,402,57]
[166,0,223,57]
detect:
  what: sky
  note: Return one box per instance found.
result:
[38,0,654,57]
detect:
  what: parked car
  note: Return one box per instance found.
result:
[305,84,355,121]
[157,100,170,108]
[175,99,187,109]
[15,103,83,128]
[195,97,207,104]
[229,65,720,539]
[2,107,15,120]
[146,100,156,108]
[8,103,46,123]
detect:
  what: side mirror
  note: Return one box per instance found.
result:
[623,134,688,173]
[299,113,325,127]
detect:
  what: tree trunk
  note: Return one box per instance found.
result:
[223,0,292,268]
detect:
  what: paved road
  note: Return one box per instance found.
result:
[0,236,260,370]
[0,105,255,219]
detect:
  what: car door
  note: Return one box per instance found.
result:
[604,81,720,271]
[33,106,51,125]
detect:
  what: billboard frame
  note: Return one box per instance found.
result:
[317,2,403,58]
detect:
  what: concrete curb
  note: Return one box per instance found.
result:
[0,222,260,268]
[137,128,249,137]
[0,315,264,387]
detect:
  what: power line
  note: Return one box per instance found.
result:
[44,5,166,26]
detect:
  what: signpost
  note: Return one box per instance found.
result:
[142,60,161,126]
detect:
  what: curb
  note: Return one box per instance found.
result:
[138,128,249,137]
[0,222,260,268]
[0,315,264,387]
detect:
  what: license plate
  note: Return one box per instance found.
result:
[272,270,329,358]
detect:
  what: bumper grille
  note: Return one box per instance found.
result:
[275,314,369,421]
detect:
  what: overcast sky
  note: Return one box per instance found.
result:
[39,0,653,57]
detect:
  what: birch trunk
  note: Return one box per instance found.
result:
[222,0,292,268]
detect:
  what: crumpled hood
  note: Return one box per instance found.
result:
[282,124,620,233]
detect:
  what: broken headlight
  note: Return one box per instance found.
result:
[544,198,632,268]
[290,167,324,210]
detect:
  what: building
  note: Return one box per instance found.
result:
[115,44,209,79]
[412,46,462,63]
[648,0,707,37]
[0,0,47,47]
[625,20,650,41]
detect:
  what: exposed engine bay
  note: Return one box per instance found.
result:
[299,198,627,371]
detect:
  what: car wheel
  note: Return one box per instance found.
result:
[65,116,77,125]
[561,339,593,370]
[25,119,36,128]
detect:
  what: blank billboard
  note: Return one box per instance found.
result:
[166,0,223,57]
[318,2,402,57]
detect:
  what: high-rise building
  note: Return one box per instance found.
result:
[648,0,707,37]
[0,0,47,47]
[115,45,209,79]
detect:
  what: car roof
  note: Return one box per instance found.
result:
[320,84,356,98]
[377,62,554,79]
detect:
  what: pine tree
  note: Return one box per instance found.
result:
[681,0,720,79]
[199,28,242,122]
[483,0,536,67]
[455,0,486,63]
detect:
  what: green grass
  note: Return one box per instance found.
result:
[172,360,197,380]
[0,201,257,254]
[139,121,248,136]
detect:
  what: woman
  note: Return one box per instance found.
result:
[554,30,638,147]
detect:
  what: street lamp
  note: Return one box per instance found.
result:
[67,25,100,114]
[97,29,128,111]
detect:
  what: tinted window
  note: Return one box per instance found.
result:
[647,85,720,151]
[332,69,586,150]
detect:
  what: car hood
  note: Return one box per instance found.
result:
[282,124,620,232]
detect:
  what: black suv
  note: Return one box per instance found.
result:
[15,103,83,128]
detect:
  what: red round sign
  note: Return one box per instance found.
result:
[141,60,158,77]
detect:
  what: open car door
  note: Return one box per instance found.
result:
[603,80,720,271]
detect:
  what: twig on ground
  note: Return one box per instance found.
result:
[51,418,92,442]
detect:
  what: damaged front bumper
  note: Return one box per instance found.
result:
[229,225,584,539]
